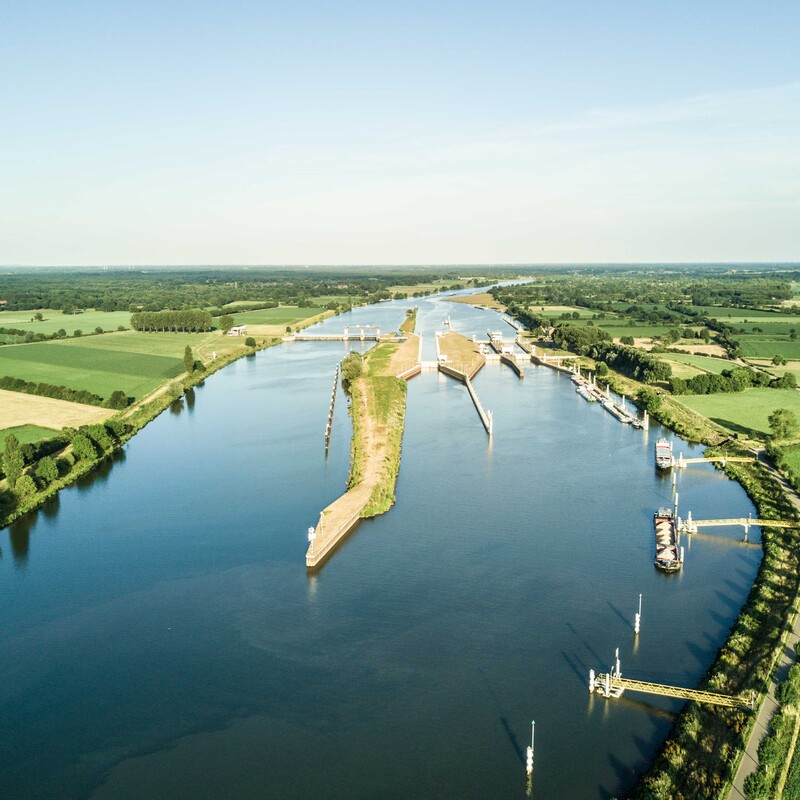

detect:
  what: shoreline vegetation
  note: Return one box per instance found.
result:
[0,334,281,530]
[491,272,800,799]
[349,308,418,517]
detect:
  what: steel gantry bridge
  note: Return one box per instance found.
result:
[589,649,754,710]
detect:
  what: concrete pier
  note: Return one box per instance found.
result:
[500,353,524,378]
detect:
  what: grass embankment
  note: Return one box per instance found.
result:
[345,312,418,517]
[676,389,800,439]
[400,307,417,334]
[348,354,408,517]
[628,452,800,799]
[581,364,725,444]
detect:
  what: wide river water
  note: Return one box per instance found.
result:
[0,292,762,799]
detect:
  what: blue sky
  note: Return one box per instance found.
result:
[2,1,798,264]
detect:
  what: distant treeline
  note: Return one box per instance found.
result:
[131,310,213,332]
[0,376,130,408]
[0,268,492,312]
[492,273,795,313]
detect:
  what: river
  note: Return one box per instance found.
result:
[0,292,762,799]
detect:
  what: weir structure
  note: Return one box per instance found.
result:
[589,649,754,710]
[295,325,383,342]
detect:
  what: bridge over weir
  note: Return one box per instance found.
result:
[295,325,383,342]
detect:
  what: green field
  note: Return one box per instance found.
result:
[224,306,325,325]
[0,424,59,452]
[676,388,800,436]
[777,444,800,487]
[0,309,131,336]
[662,353,734,374]
[737,337,800,360]
[691,306,800,322]
[0,338,184,400]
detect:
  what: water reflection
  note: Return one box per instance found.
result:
[41,494,60,519]
[9,516,33,566]
[74,450,126,493]
[185,388,196,412]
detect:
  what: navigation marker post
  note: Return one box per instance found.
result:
[526,719,535,774]
[634,593,642,635]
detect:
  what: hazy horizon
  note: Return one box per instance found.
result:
[3,1,798,264]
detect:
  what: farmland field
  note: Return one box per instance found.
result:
[0,341,183,400]
[777,444,800,485]
[0,388,113,432]
[690,306,800,322]
[662,353,735,374]
[226,306,325,325]
[0,309,131,336]
[676,388,800,436]
[737,337,800,360]
[0,424,58,452]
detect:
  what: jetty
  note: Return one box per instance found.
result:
[589,650,753,710]
[678,512,799,540]
[306,333,421,570]
[437,331,493,435]
[570,368,645,428]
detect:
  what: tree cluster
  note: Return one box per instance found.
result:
[0,375,107,406]
[341,352,363,391]
[131,310,213,332]
[669,368,796,395]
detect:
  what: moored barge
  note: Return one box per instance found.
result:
[654,507,682,572]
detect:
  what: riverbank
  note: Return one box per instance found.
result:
[0,335,281,530]
[528,352,800,798]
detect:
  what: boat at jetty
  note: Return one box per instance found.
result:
[576,384,596,402]
[655,438,673,469]
[653,508,682,572]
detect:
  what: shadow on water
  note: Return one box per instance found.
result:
[9,512,36,567]
[169,398,184,415]
[75,449,126,493]
[607,600,632,629]
[185,387,196,412]
[41,493,60,519]
[477,667,524,764]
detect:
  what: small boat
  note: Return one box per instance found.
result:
[654,508,682,572]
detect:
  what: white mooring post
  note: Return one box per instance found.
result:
[643,409,649,429]
[680,546,685,563]
[615,647,621,679]
[525,720,535,775]
[674,491,679,519]
[487,409,493,436]
[635,593,642,635]
[589,668,595,693]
